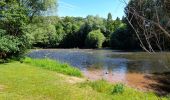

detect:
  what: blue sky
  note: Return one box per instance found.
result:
[57,0,129,19]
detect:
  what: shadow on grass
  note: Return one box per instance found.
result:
[145,72,170,96]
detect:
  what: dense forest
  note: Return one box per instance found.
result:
[28,15,138,49]
[0,0,170,60]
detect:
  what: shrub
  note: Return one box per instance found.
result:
[85,30,105,48]
[112,83,125,94]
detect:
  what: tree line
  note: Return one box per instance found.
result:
[0,0,170,61]
[28,15,137,49]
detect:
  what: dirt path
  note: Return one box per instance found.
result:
[0,85,5,91]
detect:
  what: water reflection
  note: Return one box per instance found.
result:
[28,49,170,90]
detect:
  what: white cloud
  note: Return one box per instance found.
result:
[59,1,79,10]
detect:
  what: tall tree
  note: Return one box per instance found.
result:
[107,13,112,22]
[0,0,57,60]
[22,0,57,22]
[125,0,170,52]
[106,13,114,34]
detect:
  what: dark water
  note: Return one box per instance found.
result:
[28,49,170,73]
[27,49,170,83]
[27,49,170,92]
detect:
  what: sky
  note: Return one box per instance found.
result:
[57,0,129,19]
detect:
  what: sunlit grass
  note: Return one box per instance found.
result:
[0,61,169,100]
[23,58,82,77]
[80,80,169,100]
[0,62,109,100]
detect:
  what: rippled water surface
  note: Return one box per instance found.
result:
[28,49,170,90]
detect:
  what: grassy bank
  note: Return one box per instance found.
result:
[80,80,169,100]
[23,58,82,77]
[0,60,169,99]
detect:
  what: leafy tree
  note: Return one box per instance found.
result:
[0,30,22,60]
[114,17,122,30]
[110,27,139,50]
[27,23,60,48]
[0,1,30,60]
[85,30,105,48]
[79,15,106,47]
[106,13,115,34]
[104,13,115,47]
[21,0,57,22]
[0,0,57,60]
[125,0,170,51]
[60,16,82,48]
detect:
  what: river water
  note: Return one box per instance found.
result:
[28,49,170,90]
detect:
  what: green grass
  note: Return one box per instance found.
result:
[0,61,169,100]
[80,80,169,100]
[23,58,82,77]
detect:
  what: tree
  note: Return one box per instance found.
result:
[124,0,170,52]
[106,13,114,32]
[114,17,122,30]
[110,26,139,50]
[21,0,57,22]
[104,13,115,47]
[85,30,105,48]
[0,0,57,60]
[0,1,30,60]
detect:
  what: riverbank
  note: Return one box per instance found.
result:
[0,59,169,100]
[27,49,170,92]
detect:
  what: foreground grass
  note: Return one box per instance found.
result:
[80,80,169,100]
[0,61,169,100]
[23,58,82,77]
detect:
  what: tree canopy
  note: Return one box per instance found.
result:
[0,0,57,60]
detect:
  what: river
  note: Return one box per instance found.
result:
[28,49,170,92]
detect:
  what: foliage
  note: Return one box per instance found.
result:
[0,33,21,59]
[85,30,105,48]
[110,27,139,50]
[23,58,82,77]
[59,16,84,48]
[22,0,57,22]
[27,16,64,48]
[0,1,30,60]
[112,84,124,94]
[27,15,127,49]
[27,23,59,48]
[125,0,170,50]
[103,13,115,47]
[0,0,57,60]
[29,15,110,48]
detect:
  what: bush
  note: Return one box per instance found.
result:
[112,83,125,94]
[85,30,105,48]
